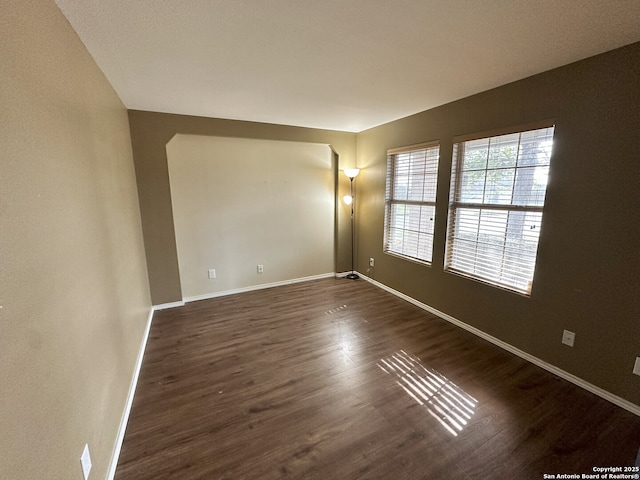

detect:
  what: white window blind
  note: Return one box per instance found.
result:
[384,142,440,264]
[445,125,554,294]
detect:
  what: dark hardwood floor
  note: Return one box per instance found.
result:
[115,278,640,480]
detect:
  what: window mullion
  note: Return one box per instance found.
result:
[449,202,542,213]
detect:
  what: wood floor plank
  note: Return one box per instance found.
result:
[115,278,640,479]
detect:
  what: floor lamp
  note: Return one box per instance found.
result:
[343,168,360,280]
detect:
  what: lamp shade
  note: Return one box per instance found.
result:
[344,168,360,179]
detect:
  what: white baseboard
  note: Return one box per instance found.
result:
[154,300,185,310]
[107,306,155,480]
[183,272,336,303]
[360,273,640,417]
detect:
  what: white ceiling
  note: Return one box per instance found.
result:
[55,0,640,133]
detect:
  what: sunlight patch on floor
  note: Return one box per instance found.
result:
[377,350,477,436]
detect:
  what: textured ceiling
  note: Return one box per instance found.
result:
[55,0,640,132]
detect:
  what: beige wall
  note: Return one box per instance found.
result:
[167,135,334,297]
[0,1,152,479]
[128,110,357,305]
[356,43,640,407]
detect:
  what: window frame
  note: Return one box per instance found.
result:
[445,121,555,295]
[383,141,440,265]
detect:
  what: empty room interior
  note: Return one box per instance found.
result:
[2,1,640,479]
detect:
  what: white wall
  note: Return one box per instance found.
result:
[167,135,334,298]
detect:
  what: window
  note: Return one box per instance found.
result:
[445,124,555,294]
[384,142,440,263]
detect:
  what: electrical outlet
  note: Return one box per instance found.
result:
[208,269,216,279]
[369,257,375,267]
[633,357,640,376]
[562,330,575,347]
[80,444,92,480]
[257,265,264,274]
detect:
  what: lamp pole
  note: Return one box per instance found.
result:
[344,169,360,280]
